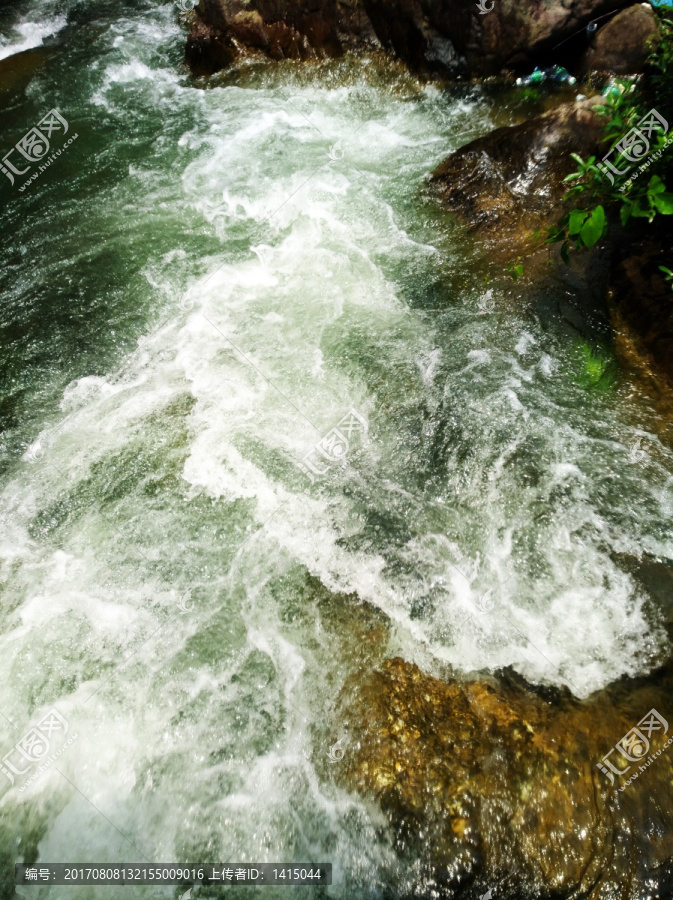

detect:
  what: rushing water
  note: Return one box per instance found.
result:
[1,0,673,896]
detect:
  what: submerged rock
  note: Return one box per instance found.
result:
[186,0,633,77]
[336,655,673,898]
[0,48,46,100]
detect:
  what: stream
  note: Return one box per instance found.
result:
[1,1,673,896]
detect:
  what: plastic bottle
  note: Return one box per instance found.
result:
[516,66,576,87]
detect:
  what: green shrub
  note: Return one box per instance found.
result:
[534,11,673,266]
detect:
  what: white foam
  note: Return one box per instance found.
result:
[0,52,670,839]
[0,16,66,62]
[3,45,673,889]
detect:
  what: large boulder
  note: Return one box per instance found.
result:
[440,0,631,76]
[336,655,673,898]
[430,94,673,390]
[185,0,380,73]
[186,0,633,77]
[580,2,660,75]
[431,96,607,256]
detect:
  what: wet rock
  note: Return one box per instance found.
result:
[608,216,673,386]
[186,0,380,74]
[464,0,630,77]
[0,48,46,100]
[431,90,673,392]
[187,0,633,77]
[579,3,660,76]
[431,96,606,256]
[336,656,673,898]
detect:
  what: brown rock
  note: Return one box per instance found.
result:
[431,97,607,256]
[186,0,379,74]
[448,0,630,76]
[186,0,633,77]
[336,656,673,898]
[580,3,660,75]
[431,89,673,393]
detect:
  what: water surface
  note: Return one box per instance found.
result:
[1,1,672,895]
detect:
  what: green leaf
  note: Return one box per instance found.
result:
[620,202,633,227]
[649,175,666,194]
[653,192,673,214]
[631,201,651,218]
[579,205,606,248]
[568,209,589,236]
[566,186,584,198]
[561,241,570,265]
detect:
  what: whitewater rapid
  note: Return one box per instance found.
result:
[1,0,672,892]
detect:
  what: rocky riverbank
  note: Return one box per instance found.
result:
[299,557,673,898]
[185,0,639,77]
[185,1,672,394]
